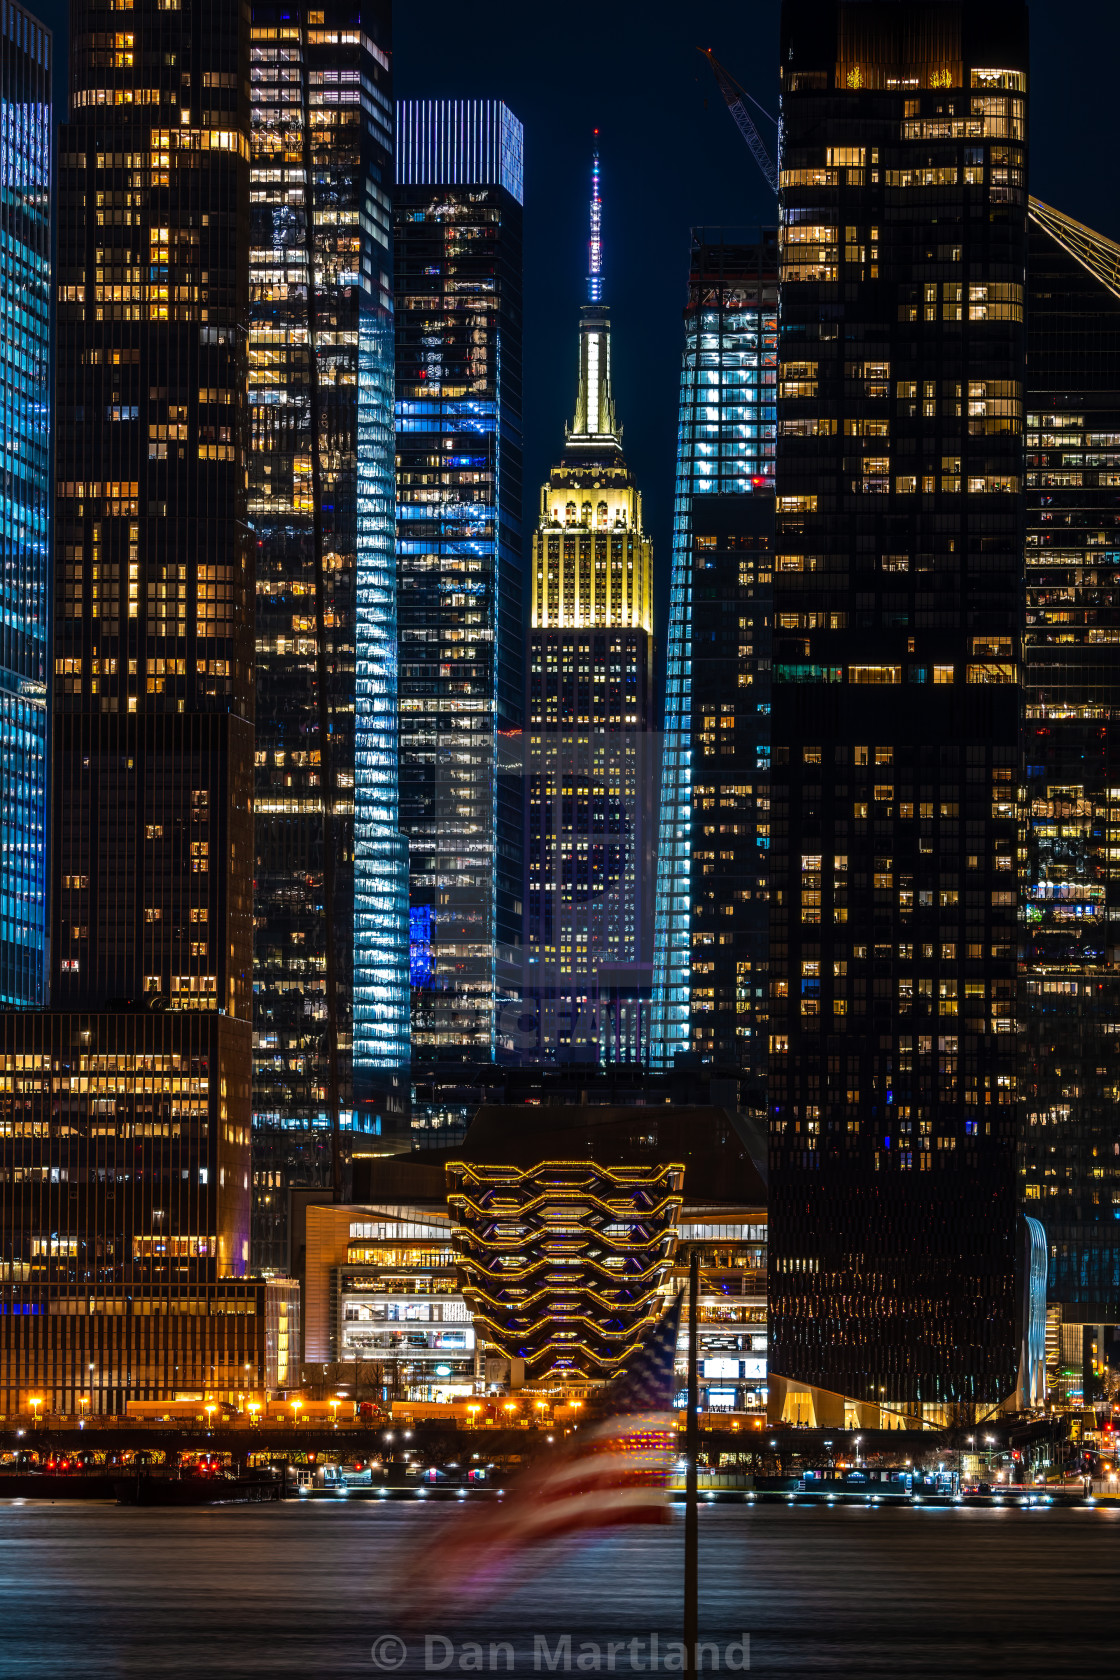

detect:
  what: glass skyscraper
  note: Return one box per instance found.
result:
[248,2,404,1270]
[0,1,50,1008]
[768,0,1026,1425]
[394,99,523,1078]
[1022,199,1120,1328]
[688,487,773,1105]
[649,231,777,1071]
[2,0,260,1413]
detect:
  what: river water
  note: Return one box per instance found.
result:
[0,1500,1114,1677]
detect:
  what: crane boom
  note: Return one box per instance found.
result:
[699,47,779,197]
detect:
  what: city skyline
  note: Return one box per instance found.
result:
[0,6,1118,1671]
[29,0,1118,667]
[0,0,1115,1423]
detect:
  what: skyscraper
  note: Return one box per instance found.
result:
[523,149,654,1064]
[394,100,523,1076]
[0,0,291,1414]
[0,0,50,1010]
[688,489,773,1106]
[650,233,777,1073]
[248,2,401,1270]
[1022,200,1120,1328]
[768,0,1026,1425]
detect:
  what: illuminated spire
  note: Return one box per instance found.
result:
[588,131,602,303]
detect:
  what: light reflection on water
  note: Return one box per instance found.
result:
[0,1501,1114,1677]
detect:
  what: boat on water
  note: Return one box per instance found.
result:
[114,1473,281,1507]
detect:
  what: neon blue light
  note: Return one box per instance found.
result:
[649,252,776,1070]
[395,99,523,206]
[353,307,411,1073]
[0,60,50,1006]
[588,144,602,303]
[410,906,435,987]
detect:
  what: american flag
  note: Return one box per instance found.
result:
[395,1295,684,1614]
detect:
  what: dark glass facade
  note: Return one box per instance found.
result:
[0,2,50,1009]
[1022,201,1120,1320]
[394,101,523,1077]
[1,0,254,1411]
[769,0,1025,1419]
[688,492,772,1110]
[248,2,397,1272]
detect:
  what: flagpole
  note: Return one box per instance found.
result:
[684,1247,699,1676]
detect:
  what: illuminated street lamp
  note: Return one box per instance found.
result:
[467,1403,481,1431]
[29,1397,42,1428]
[205,1404,217,1428]
[329,1399,340,1426]
[290,1399,303,1425]
[248,1402,261,1427]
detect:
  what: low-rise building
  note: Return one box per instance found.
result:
[302,1198,478,1402]
[298,1110,770,1409]
[672,1206,768,1415]
[0,1277,299,1418]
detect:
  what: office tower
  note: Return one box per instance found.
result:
[650,233,777,1073]
[248,3,401,1270]
[1022,200,1120,1327]
[768,0,1026,1426]
[394,100,523,1076]
[0,0,297,1414]
[689,491,772,1106]
[524,151,654,1064]
[0,1,50,1008]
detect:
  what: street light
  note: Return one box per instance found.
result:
[248,1402,261,1426]
[329,1399,340,1425]
[205,1404,217,1428]
[467,1404,481,1431]
[290,1399,303,1425]
[29,1397,42,1428]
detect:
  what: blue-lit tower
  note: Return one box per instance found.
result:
[393,99,524,1095]
[0,2,50,1007]
[249,3,407,1266]
[649,231,777,1071]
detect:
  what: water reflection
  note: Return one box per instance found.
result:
[0,1501,1114,1677]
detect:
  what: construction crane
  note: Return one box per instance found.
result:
[699,46,779,197]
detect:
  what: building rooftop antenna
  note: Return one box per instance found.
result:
[588,130,603,302]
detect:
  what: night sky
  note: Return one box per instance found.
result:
[34,0,1120,639]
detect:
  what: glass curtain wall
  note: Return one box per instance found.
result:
[649,231,777,1070]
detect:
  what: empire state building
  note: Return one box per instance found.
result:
[524,147,654,1064]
